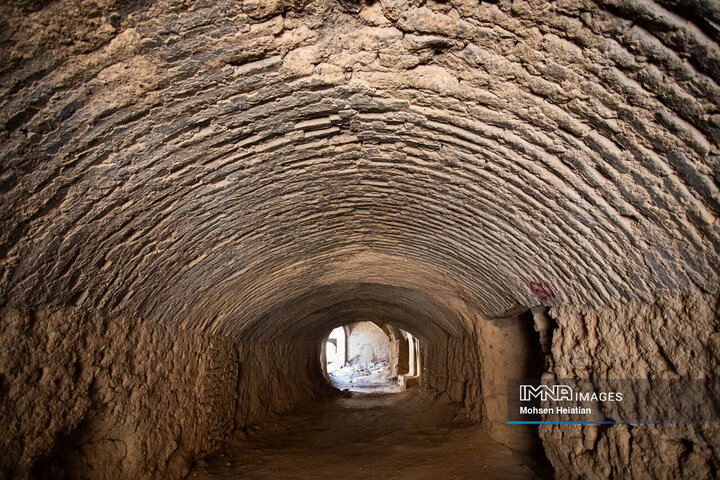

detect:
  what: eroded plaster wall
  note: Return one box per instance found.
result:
[424,335,483,418]
[540,289,720,479]
[422,308,545,453]
[0,307,322,480]
[421,290,720,475]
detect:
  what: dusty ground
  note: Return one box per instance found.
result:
[188,391,550,479]
[329,361,404,393]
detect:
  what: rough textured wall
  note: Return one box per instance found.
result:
[422,309,545,453]
[475,311,546,452]
[540,289,720,479]
[388,334,409,376]
[0,307,321,480]
[234,339,326,432]
[424,334,484,419]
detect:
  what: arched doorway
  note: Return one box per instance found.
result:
[323,321,421,393]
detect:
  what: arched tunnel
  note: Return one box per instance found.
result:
[1,0,719,478]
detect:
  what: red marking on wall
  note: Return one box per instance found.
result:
[529,280,555,303]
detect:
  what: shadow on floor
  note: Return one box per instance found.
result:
[189,390,553,479]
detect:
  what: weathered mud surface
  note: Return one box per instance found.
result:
[0,307,323,480]
[541,290,720,479]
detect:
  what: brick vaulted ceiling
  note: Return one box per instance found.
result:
[0,0,718,339]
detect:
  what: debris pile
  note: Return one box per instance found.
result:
[329,361,402,393]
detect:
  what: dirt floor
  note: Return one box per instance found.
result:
[188,390,551,479]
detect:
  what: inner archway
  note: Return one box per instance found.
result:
[323,321,421,393]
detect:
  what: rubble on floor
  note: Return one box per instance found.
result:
[329,361,404,393]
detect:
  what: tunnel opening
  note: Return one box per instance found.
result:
[321,321,421,393]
